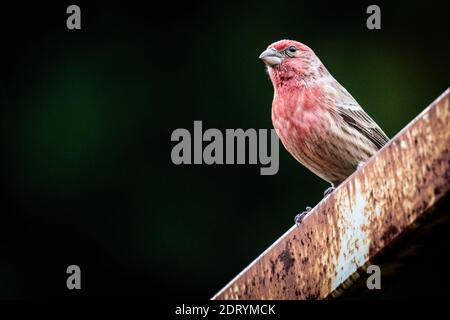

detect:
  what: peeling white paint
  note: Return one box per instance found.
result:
[331,180,371,290]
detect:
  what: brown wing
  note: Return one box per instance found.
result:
[337,106,390,149]
[332,84,389,150]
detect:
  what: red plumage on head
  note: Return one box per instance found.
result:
[268,39,311,53]
[265,40,321,94]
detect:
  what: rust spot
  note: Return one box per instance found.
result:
[381,225,399,243]
[435,186,441,195]
[278,247,295,274]
[270,259,276,274]
[304,292,319,300]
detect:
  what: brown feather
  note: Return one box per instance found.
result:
[332,84,390,150]
[338,108,389,150]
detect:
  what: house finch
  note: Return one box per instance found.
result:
[259,39,389,224]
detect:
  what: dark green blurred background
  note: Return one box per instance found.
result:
[1,1,449,298]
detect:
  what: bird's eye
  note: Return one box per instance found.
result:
[285,46,298,57]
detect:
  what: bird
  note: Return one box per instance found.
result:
[259,39,389,225]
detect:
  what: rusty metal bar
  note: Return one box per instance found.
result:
[213,88,450,300]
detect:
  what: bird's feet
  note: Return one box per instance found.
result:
[295,206,312,226]
[323,186,335,197]
[295,186,337,226]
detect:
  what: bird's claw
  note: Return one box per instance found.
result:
[295,186,336,226]
[323,186,335,197]
[295,206,312,226]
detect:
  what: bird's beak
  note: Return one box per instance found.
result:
[259,48,283,66]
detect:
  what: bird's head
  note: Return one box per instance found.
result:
[259,39,324,88]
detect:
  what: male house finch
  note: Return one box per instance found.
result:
[259,40,389,224]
